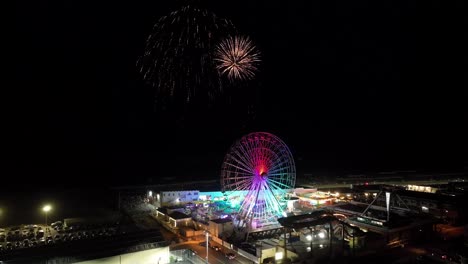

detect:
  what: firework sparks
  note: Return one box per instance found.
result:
[137,5,236,108]
[214,35,260,81]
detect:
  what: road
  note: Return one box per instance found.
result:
[130,212,254,263]
[171,242,254,264]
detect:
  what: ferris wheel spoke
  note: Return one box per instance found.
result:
[253,141,265,166]
[237,181,253,191]
[230,175,254,180]
[266,172,289,183]
[237,148,255,171]
[253,139,266,165]
[267,162,288,174]
[266,173,289,177]
[228,179,253,191]
[262,182,283,215]
[267,159,290,173]
[224,161,253,175]
[222,169,254,179]
[267,178,293,190]
[257,149,271,169]
[265,182,287,197]
[241,188,260,217]
[267,177,291,188]
[229,152,254,172]
[267,173,293,185]
[262,189,277,212]
[231,149,255,172]
[241,142,257,169]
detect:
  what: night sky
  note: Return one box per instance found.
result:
[12,0,465,188]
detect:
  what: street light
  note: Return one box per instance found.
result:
[204,230,210,263]
[42,205,52,226]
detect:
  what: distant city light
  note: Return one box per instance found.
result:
[306,235,312,241]
[148,191,153,197]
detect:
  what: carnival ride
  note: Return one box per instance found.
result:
[221,132,296,230]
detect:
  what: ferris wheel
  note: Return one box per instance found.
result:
[221,132,296,228]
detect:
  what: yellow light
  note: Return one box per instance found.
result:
[42,205,52,212]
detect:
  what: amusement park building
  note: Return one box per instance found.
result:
[209,218,234,239]
[159,190,199,206]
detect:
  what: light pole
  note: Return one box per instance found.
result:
[205,230,210,263]
[42,205,52,226]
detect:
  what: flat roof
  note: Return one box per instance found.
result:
[210,218,233,224]
[156,208,168,214]
[168,211,191,220]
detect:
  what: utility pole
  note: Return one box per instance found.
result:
[205,230,210,263]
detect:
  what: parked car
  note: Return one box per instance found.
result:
[51,221,62,227]
[36,230,45,238]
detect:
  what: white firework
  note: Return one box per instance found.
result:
[214,35,260,81]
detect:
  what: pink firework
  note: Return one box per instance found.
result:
[214,35,260,81]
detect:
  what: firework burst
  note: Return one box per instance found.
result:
[214,35,261,81]
[137,5,236,109]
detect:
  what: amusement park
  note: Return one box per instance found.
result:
[11,0,465,262]
[2,131,465,264]
[145,132,457,264]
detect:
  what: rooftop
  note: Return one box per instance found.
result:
[168,211,191,220]
[210,218,233,224]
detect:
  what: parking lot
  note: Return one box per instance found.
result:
[0,220,124,255]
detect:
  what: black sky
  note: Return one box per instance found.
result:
[12,0,466,188]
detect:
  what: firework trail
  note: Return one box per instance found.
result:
[214,35,260,81]
[137,5,236,108]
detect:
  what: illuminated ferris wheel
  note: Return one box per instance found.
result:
[221,132,296,228]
